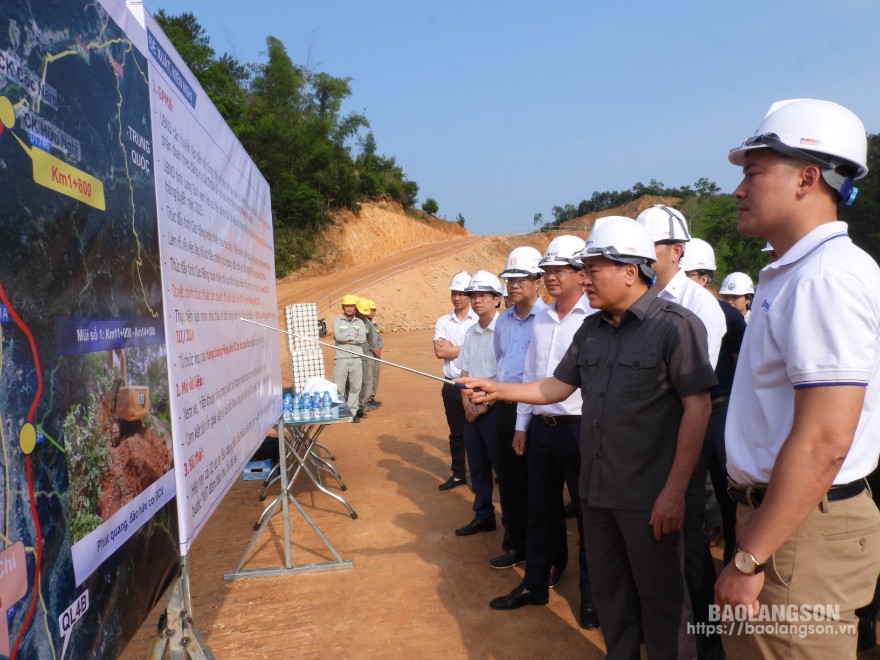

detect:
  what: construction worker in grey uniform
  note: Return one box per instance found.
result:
[356,296,379,413]
[333,294,368,421]
[368,300,382,407]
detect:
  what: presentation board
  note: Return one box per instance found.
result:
[0,0,280,656]
[128,1,281,553]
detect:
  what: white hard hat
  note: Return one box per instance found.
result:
[728,99,867,204]
[760,242,774,252]
[590,215,618,234]
[448,271,471,291]
[465,270,503,296]
[500,246,543,278]
[635,205,691,243]
[580,217,657,280]
[539,235,586,270]
[679,238,717,272]
[720,272,754,296]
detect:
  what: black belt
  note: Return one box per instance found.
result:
[727,479,866,508]
[538,414,580,427]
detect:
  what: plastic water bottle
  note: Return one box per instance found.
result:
[292,393,301,422]
[302,393,313,421]
[321,391,332,419]
[283,393,293,423]
[312,396,321,420]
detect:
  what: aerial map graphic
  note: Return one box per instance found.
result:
[0,1,178,657]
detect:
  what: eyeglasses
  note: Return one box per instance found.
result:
[503,277,538,287]
[541,268,577,279]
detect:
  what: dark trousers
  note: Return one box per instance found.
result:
[441,382,467,480]
[463,406,498,522]
[706,399,736,565]
[683,432,723,659]
[521,417,590,599]
[494,402,529,553]
[584,504,696,660]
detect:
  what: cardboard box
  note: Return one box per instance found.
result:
[243,459,275,481]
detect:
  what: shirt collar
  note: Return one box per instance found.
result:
[508,297,547,321]
[660,268,687,301]
[548,294,592,321]
[598,289,657,326]
[474,312,499,333]
[769,221,849,270]
[452,309,479,323]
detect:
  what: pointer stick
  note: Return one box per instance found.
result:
[241,318,475,389]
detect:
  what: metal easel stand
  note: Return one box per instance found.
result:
[151,558,214,659]
[223,415,353,580]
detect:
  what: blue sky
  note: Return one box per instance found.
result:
[148,0,880,235]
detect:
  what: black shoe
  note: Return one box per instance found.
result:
[355,408,366,419]
[455,518,496,536]
[579,601,600,629]
[490,586,549,610]
[489,549,525,569]
[858,616,877,651]
[439,476,466,491]
[363,402,379,412]
[548,565,563,589]
[351,415,361,423]
[368,397,382,407]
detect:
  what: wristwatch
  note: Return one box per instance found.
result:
[733,544,767,575]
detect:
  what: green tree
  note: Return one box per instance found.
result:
[154,13,424,276]
[841,133,880,261]
[154,12,248,127]
[456,213,466,228]
[683,194,765,279]
[422,197,439,215]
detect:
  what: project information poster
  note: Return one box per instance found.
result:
[128,4,281,552]
[0,0,178,657]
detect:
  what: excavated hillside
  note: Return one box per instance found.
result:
[276,196,679,337]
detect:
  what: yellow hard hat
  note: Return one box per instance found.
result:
[341,294,359,306]
[369,300,377,310]
[356,297,371,315]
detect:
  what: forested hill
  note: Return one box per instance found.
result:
[155,11,421,277]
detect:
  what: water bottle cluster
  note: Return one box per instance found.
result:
[283,391,333,423]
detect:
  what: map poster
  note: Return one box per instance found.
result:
[128,3,281,552]
[0,0,179,657]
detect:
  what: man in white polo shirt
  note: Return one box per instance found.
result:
[715,99,880,658]
[434,271,478,490]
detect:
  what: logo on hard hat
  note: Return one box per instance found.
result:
[799,138,822,146]
[727,283,735,290]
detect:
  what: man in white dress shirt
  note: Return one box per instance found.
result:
[488,235,599,630]
[637,205,727,659]
[434,272,478,490]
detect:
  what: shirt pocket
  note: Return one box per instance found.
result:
[613,350,661,399]
[577,351,602,390]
